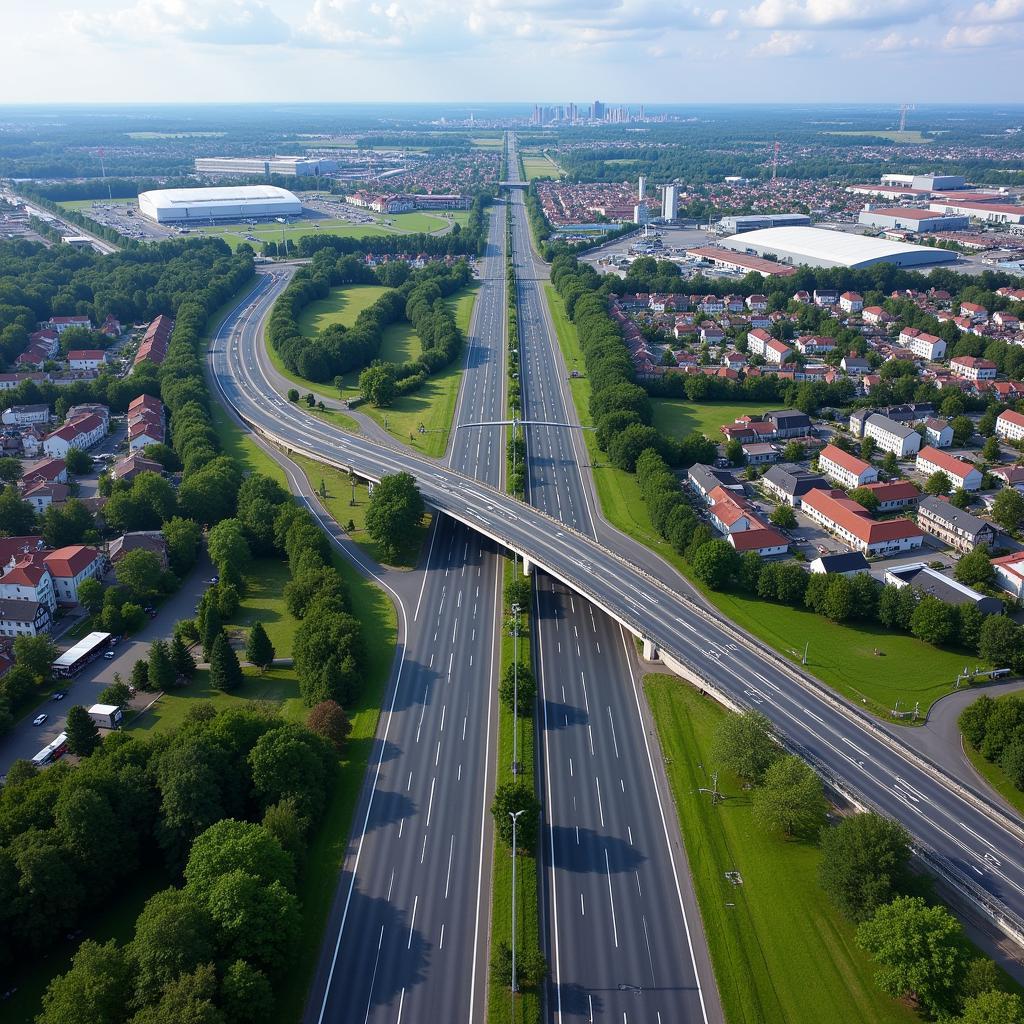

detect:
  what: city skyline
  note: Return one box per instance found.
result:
[2,0,1022,104]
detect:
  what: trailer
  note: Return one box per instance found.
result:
[87,704,123,730]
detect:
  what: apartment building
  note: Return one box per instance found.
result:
[993,551,1024,598]
[818,444,878,489]
[923,418,954,449]
[915,446,983,491]
[950,356,997,382]
[863,413,922,457]
[916,496,997,552]
[995,409,1024,443]
[760,464,827,507]
[898,327,946,361]
[747,328,772,357]
[801,488,923,556]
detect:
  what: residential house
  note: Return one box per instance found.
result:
[65,403,110,430]
[43,546,106,604]
[950,356,997,382]
[923,418,954,449]
[108,531,169,569]
[960,301,988,321]
[44,315,92,334]
[761,463,827,507]
[765,339,793,365]
[861,480,920,511]
[916,496,997,552]
[0,555,57,613]
[2,404,49,427]
[42,413,106,459]
[818,444,878,489]
[991,465,1024,490]
[728,528,789,557]
[20,458,67,490]
[795,336,836,356]
[864,413,922,457]
[915,447,983,491]
[765,410,812,437]
[840,291,864,313]
[841,353,871,375]
[862,306,894,326]
[809,551,870,575]
[899,328,946,361]
[747,328,772,357]
[741,442,779,465]
[110,453,164,484]
[67,350,108,372]
[992,551,1024,598]
[0,600,51,637]
[800,488,923,556]
[813,289,839,307]
[134,314,173,369]
[745,294,768,312]
[995,409,1024,443]
[22,481,69,513]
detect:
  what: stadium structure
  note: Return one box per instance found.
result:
[719,226,952,270]
[137,185,302,225]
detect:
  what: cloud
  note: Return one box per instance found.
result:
[942,23,1004,47]
[67,0,291,45]
[750,29,813,54]
[964,0,1024,21]
[740,0,934,30]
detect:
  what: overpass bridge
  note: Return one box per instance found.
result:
[498,181,527,190]
[212,268,1024,955]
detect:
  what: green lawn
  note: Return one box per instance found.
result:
[522,155,563,180]
[292,453,432,569]
[298,284,391,336]
[825,130,930,144]
[543,283,977,717]
[645,674,919,1024]
[651,398,777,441]
[488,557,541,1024]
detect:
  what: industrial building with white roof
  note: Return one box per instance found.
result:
[137,185,302,224]
[718,226,953,270]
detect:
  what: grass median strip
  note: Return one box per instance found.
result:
[644,674,918,1024]
[542,283,977,718]
[488,556,542,1024]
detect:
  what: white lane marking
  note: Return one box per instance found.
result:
[361,926,386,1024]
[595,776,605,828]
[605,849,619,948]
[445,834,455,899]
[607,706,620,759]
[426,777,437,827]
[407,896,418,949]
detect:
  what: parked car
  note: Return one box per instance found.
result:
[52,691,66,701]
[32,714,47,726]
[103,651,116,660]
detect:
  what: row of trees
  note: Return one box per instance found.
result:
[960,694,1024,794]
[714,710,1020,1022]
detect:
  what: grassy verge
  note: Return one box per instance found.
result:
[488,556,542,1024]
[291,453,432,569]
[543,283,979,718]
[644,674,919,1024]
[962,713,1024,819]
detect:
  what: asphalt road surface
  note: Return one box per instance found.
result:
[212,196,1024,999]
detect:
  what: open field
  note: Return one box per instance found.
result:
[651,397,771,440]
[298,283,390,336]
[488,557,541,1024]
[522,153,563,180]
[645,674,918,1024]
[127,131,223,139]
[825,130,930,144]
[543,283,976,717]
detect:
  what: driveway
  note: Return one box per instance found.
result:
[0,551,214,776]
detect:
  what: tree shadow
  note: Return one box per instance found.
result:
[556,981,603,1019]
[541,698,588,731]
[546,826,646,875]
[365,789,417,834]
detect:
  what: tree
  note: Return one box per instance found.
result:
[751,755,827,837]
[849,486,880,513]
[860,436,877,461]
[882,451,899,476]
[64,705,101,756]
[910,596,957,646]
[208,518,252,583]
[690,539,739,589]
[38,939,132,1024]
[128,963,223,1024]
[170,634,197,680]
[201,601,222,661]
[769,504,796,529]
[14,633,57,682]
[725,438,744,466]
[358,362,396,407]
[62,445,91,475]
[163,516,202,576]
[925,470,953,496]
[0,483,36,536]
[287,388,299,402]
[958,990,1024,1024]
[365,472,424,563]
[115,548,163,600]
[952,415,976,448]
[491,780,541,851]
[0,456,22,483]
[248,723,336,822]
[499,661,537,716]
[245,621,275,672]
[819,813,911,923]
[992,488,1024,533]
[956,546,995,588]
[856,895,969,1017]
[783,441,805,462]
[306,700,351,752]
[221,959,275,1024]
[42,499,95,548]
[982,436,1002,463]
[184,819,294,897]
[98,680,132,707]
[950,487,972,510]
[711,709,780,783]
[148,639,177,692]
[978,616,1022,667]
[77,576,104,616]
[209,633,243,693]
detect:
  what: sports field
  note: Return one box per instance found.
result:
[825,130,930,144]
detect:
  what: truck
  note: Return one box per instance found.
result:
[87,704,123,730]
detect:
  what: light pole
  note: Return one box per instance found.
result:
[509,808,525,994]
[511,601,521,775]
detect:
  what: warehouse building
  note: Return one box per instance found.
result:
[857,207,970,233]
[718,226,952,270]
[138,185,302,225]
[719,213,811,234]
[927,199,1024,225]
[195,156,338,177]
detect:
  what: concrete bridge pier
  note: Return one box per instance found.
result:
[642,638,659,661]
[521,555,533,577]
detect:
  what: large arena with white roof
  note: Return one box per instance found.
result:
[719,226,953,270]
[137,185,302,224]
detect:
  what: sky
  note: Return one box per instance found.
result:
[3,0,1023,104]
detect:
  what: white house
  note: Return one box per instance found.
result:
[801,488,923,556]
[915,446,983,491]
[43,546,106,604]
[950,356,997,382]
[818,444,878,489]
[993,551,1024,599]
[899,328,946,362]
[2,404,50,427]
[44,315,92,334]
[839,291,864,313]
[923,418,954,449]
[995,409,1024,443]
[864,413,922,457]
[42,413,106,459]
[765,339,793,365]
[0,599,51,637]
[0,556,57,613]
[67,350,108,372]
[747,328,772,357]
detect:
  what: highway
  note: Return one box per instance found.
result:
[506,136,719,1022]
[283,201,510,1023]
[212,192,1024,1008]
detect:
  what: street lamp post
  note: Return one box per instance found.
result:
[511,601,521,774]
[509,808,525,994]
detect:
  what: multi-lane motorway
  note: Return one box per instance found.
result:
[212,159,1024,1020]
[506,136,719,1023]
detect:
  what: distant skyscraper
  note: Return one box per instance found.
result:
[638,176,647,201]
[662,184,678,221]
[592,100,605,120]
[633,203,649,225]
